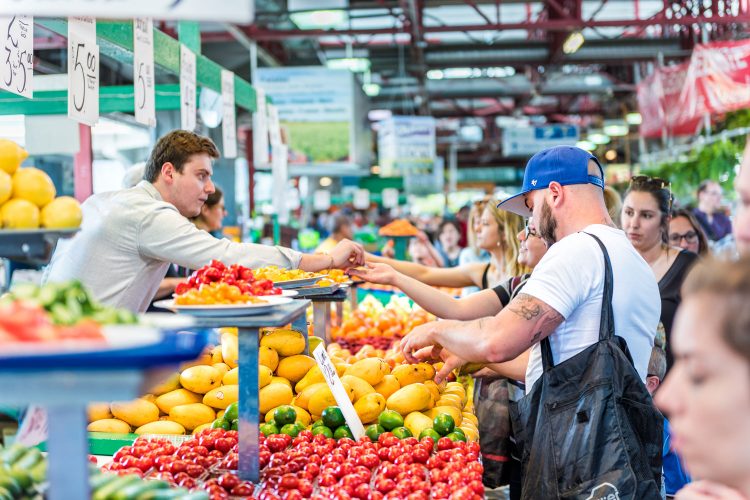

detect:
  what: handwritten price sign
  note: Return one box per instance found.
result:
[67,33,99,126]
[180,45,196,131]
[221,69,237,158]
[133,18,155,127]
[0,16,33,98]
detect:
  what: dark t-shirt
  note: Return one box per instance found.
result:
[693,208,732,241]
[660,250,699,367]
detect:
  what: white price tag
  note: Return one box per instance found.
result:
[312,344,365,440]
[382,188,400,209]
[221,69,237,158]
[268,104,282,146]
[353,189,370,210]
[253,87,269,166]
[272,143,289,224]
[16,406,47,447]
[68,16,96,41]
[133,18,155,127]
[0,16,33,98]
[180,45,196,131]
[313,190,331,211]
[67,33,99,126]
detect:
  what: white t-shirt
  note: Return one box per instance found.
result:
[522,224,660,392]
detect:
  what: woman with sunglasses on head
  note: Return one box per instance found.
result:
[622,176,699,368]
[669,208,710,257]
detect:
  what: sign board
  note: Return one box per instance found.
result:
[0,16,33,98]
[272,143,289,224]
[502,125,579,157]
[221,69,237,158]
[16,406,47,447]
[68,16,95,40]
[382,188,400,209]
[378,116,436,178]
[253,87,269,166]
[133,18,155,127]
[2,1,254,23]
[313,189,331,211]
[268,104,282,147]
[179,45,196,131]
[67,31,99,126]
[353,189,370,210]
[312,344,365,440]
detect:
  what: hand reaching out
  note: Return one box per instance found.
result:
[347,263,398,286]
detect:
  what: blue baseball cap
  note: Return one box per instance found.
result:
[497,146,605,216]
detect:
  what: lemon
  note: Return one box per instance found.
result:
[40,196,82,229]
[12,167,56,207]
[0,170,11,205]
[0,139,28,175]
[1,199,40,229]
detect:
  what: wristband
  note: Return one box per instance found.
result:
[324,252,334,270]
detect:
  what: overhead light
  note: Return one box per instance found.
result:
[576,140,596,151]
[603,120,629,137]
[626,112,642,125]
[563,31,585,55]
[370,165,381,175]
[368,109,392,121]
[290,10,347,30]
[605,149,617,161]
[363,83,381,96]
[587,132,611,145]
[320,176,332,187]
[326,58,370,73]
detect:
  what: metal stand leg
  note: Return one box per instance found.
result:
[237,327,260,483]
[334,303,343,328]
[350,285,359,311]
[47,405,90,500]
[292,314,309,354]
[312,302,331,344]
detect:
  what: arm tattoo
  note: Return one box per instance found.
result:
[509,294,564,347]
[508,293,543,320]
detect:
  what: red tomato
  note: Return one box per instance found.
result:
[218,472,240,491]
[230,482,255,497]
[436,437,454,451]
[375,478,396,493]
[318,472,337,487]
[135,456,153,472]
[185,464,204,478]
[412,447,429,464]
[214,438,233,454]
[279,473,298,490]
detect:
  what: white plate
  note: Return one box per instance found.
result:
[0,325,163,356]
[153,296,294,317]
[272,276,322,289]
[280,289,299,297]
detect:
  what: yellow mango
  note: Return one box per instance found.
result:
[212,363,231,378]
[180,365,222,394]
[386,383,432,416]
[259,366,272,388]
[218,327,237,336]
[404,411,434,438]
[294,382,328,410]
[461,412,478,427]
[135,420,186,435]
[271,376,292,389]
[374,375,401,400]
[459,425,479,442]
[392,363,435,387]
[436,394,463,409]
[333,363,349,377]
[111,399,160,428]
[423,380,441,403]
[260,328,306,356]
[146,372,181,396]
[259,346,279,371]
[341,375,375,402]
[217,410,225,420]
[179,351,213,371]
[308,382,354,416]
[276,355,316,383]
[203,384,239,409]
[221,333,239,368]
[265,405,311,426]
[309,336,323,354]
[260,383,293,414]
[192,423,212,435]
[169,403,216,431]
[353,393,386,424]
[223,367,239,386]
[141,394,156,402]
[295,365,325,393]
[423,406,463,427]
[210,345,223,364]
[87,418,130,434]
[87,403,111,422]
[344,358,390,386]
[155,388,203,414]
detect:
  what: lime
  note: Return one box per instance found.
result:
[419,428,441,442]
[321,407,345,429]
[451,428,466,439]
[432,414,455,436]
[281,423,302,437]
[224,402,239,422]
[445,431,467,442]
[260,423,279,436]
[293,422,306,434]
[311,426,334,438]
[312,419,327,429]
[391,427,413,440]
[365,424,385,442]
[333,425,354,440]
[273,405,297,426]
[231,419,238,431]
[377,410,404,431]
[211,419,230,430]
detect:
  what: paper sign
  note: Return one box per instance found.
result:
[353,189,370,210]
[68,16,96,40]
[272,143,289,224]
[0,16,33,98]
[67,33,99,126]
[382,188,399,209]
[268,104,282,146]
[221,70,237,158]
[253,87,270,166]
[180,45,196,131]
[312,344,365,439]
[314,190,331,211]
[133,18,155,127]
[15,406,47,447]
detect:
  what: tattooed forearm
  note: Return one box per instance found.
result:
[508,293,543,320]
[530,330,542,345]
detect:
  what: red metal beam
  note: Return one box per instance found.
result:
[464,0,495,25]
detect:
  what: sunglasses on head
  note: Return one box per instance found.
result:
[630,175,668,190]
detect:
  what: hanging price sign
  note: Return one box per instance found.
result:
[180,45,196,131]
[0,16,33,98]
[67,33,99,126]
[221,69,237,158]
[133,18,155,127]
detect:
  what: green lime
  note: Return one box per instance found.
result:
[419,428,441,442]
[451,428,466,439]
[321,407,345,429]
[273,405,297,426]
[312,419,327,429]
[377,410,404,431]
[432,413,455,436]
[365,424,385,442]
[281,423,302,437]
[231,419,238,431]
[311,426,334,438]
[260,423,279,436]
[333,425,353,440]
[391,427,413,440]
[445,431,467,442]
[293,422,306,433]
[211,419,230,430]
[224,402,239,422]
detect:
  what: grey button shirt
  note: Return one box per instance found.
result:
[43,181,302,313]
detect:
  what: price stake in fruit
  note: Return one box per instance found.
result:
[133,18,155,127]
[180,44,196,131]
[67,33,99,126]
[0,15,33,98]
[312,344,366,440]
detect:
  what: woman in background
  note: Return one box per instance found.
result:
[669,208,710,257]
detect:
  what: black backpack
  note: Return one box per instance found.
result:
[509,233,663,499]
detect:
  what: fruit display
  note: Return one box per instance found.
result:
[0,139,82,230]
[253,266,321,283]
[175,282,269,306]
[318,269,351,284]
[175,260,282,298]
[378,219,419,237]
[0,300,104,345]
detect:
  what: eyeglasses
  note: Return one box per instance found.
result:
[669,231,698,244]
[523,222,538,239]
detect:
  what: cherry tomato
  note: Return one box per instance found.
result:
[218,472,240,490]
[230,482,255,497]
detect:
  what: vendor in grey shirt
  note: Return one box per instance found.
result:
[44,130,365,312]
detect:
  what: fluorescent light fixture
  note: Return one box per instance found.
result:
[428,66,516,80]
[426,69,444,80]
[576,140,596,151]
[363,83,381,96]
[587,132,611,145]
[326,57,371,73]
[605,149,617,161]
[626,112,642,125]
[290,10,347,30]
[319,176,333,187]
[603,120,628,137]
[563,31,585,55]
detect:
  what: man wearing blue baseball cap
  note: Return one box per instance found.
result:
[400,145,662,497]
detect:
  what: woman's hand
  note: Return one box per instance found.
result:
[347,262,398,286]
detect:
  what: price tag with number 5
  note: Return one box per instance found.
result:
[0,16,33,98]
[67,33,99,126]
